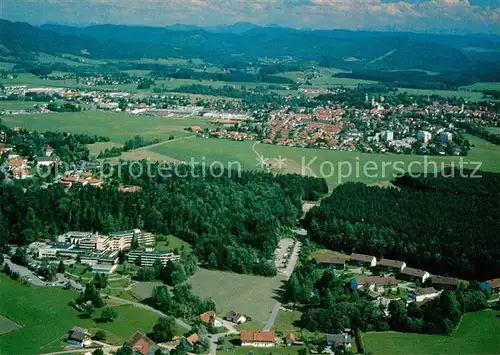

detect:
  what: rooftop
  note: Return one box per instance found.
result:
[401,267,428,278]
[350,253,375,263]
[240,331,276,343]
[430,275,459,286]
[378,258,405,268]
[315,255,346,265]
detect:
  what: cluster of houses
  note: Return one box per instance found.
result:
[32,229,179,274]
[313,252,498,304]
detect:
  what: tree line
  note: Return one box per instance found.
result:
[0,162,327,276]
[284,248,489,336]
[302,171,500,280]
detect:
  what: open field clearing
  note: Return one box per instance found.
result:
[363,310,500,355]
[310,249,350,261]
[150,135,500,187]
[0,277,167,354]
[0,111,213,142]
[87,141,123,155]
[131,281,164,300]
[275,68,377,87]
[187,268,285,323]
[460,82,500,91]
[156,235,192,252]
[0,100,44,111]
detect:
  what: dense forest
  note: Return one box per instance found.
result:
[0,162,327,276]
[302,171,500,280]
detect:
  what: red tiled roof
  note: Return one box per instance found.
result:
[186,333,199,346]
[200,311,214,324]
[240,331,275,343]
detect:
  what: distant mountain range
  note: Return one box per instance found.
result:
[1,19,499,73]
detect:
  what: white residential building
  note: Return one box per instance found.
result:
[127,249,180,267]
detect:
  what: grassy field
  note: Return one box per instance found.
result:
[187,268,285,323]
[460,82,500,91]
[0,276,167,354]
[0,111,214,143]
[363,310,500,355]
[0,100,44,111]
[310,249,350,261]
[275,67,377,88]
[131,281,164,300]
[150,135,500,187]
[156,235,192,252]
[3,111,500,187]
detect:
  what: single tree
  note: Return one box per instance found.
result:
[57,260,66,273]
[100,307,118,323]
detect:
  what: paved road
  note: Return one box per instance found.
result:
[263,241,302,331]
[208,319,239,355]
[105,295,191,330]
[3,257,47,286]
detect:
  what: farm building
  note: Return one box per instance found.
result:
[240,331,276,348]
[400,267,430,283]
[378,258,406,273]
[349,253,377,268]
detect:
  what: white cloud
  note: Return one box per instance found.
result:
[1,0,499,33]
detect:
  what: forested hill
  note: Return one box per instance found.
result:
[1,19,500,72]
[0,163,328,277]
[302,170,500,281]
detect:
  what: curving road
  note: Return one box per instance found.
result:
[104,295,191,330]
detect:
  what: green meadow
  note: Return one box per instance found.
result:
[0,111,214,143]
[0,277,175,354]
[362,310,500,355]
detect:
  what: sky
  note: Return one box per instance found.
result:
[2,0,500,34]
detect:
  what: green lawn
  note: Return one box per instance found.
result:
[0,111,214,143]
[0,100,44,111]
[363,310,500,355]
[187,268,285,323]
[0,276,166,354]
[131,281,165,300]
[156,235,192,252]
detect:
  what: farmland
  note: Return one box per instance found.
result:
[0,277,172,354]
[363,310,500,355]
[187,268,285,324]
[2,110,500,187]
[275,68,377,88]
[0,111,214,142]
[151,135,500,187]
